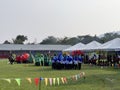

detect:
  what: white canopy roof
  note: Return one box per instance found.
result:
[63,42,85,51]
[97,38,120,51]
[81,41,102,50]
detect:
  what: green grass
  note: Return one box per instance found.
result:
[0,59,120,90]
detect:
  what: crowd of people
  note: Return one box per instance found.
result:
[52,54,83,70]
[84,53,120,68]
[8,51,120,69]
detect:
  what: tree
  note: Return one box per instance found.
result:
[100,33,120,43]
[3,40,11,44]
[40,36,58,44]
[66,37,80,45]
[58,37,69,45]
[12,35,28,44]
[77,35,93,44]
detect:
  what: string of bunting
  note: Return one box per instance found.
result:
[0,72,85,87]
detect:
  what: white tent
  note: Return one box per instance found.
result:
[63,42,85,51]
[81,41,102,50]
[97,38,120,51]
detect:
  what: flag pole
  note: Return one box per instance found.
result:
[39,77,41,90]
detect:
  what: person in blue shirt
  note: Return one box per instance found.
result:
[63,54,67,69]
[73,55,78,69]
[69,55,73,69]
[59,54,64,69]
[52,54,57,69]
[66,55,73,69]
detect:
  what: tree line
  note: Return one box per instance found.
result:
[3,32,120,45]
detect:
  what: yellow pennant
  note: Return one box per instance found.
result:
[44,78,48,86]
[26,78,32,84]
[61,77,64,84]
[4,79,11,83]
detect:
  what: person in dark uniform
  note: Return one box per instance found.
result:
[65,55,69,69]
[52,54,57,69]
[8,53,14,64]
[78,55,82,70]
[73,55,78,70]
[63,54,67,69]
[68,55,73,69]
[58,54,64,69]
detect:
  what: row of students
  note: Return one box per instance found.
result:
[52,54,83,70]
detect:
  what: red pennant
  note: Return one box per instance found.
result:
[63,77,67,83]
[34,78,39,86]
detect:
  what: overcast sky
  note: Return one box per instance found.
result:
[0,0,120,43]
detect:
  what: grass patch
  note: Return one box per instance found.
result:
[0,59,120,90]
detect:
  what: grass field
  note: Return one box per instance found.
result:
[0,59,120,90]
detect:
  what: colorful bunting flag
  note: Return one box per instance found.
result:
[34,78,39,87]
[77,74,80,78]
[15,78,21,86]
[57,78,60,85]
[4,79,11,83]
[49,78,52,86]
[63,77,67,84]
[80,72,85,78]
[61,77,64,84]
[75,75,78,80]
[72,75,76,81]
[53,78,56,85]
[26,78,32,84]
[44,78,48,86]
[82,72,85,76]
[0,72,85,87]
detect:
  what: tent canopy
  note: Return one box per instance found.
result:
[97,38,120,51]
[81,41,102,50]
[63,42,85,51]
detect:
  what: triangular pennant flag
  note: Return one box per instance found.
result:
[77,74,80,78]
[80,72,85,78]
[40,77,44,81]
[49,78,52,86]
[15,78,21,86]
[80,72,83,77]
[57,78,60,85]
[82,72,85,76]
[53,78,56,85]
[61,77,64,84]
[4,79,11,83]
[82,72,86,79]
[75,75,78,80]
[63,77,67,84]
[26,78,32,84]
[34,78,39,86]
[44,78,48,86]
[72,76,76,81]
